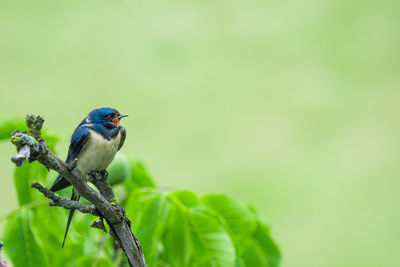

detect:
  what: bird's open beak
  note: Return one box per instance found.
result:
[117,114,128,119]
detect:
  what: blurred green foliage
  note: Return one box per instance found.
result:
[0,120,280,266]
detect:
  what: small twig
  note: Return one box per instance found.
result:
[30,181,100,216]
[91,235,110,267]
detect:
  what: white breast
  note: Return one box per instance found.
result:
[77,130,121,175]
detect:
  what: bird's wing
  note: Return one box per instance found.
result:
[50,125,91,192]
[118,126,126,151]
[66,125,91,163]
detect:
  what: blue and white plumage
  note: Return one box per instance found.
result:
[49,107,127,247]
[77,129,122,175]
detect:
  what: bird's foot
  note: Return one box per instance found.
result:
[88,171,100,181]
[88,171,98,183]
[88,170,108,182]
[100,170,108,180]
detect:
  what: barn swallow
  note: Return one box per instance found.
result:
[49,107,127,247]
[0,241,12,267]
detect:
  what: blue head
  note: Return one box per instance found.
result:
[87,108,128,127]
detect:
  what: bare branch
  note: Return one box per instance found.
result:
[30,181,99,216]
[10,115,147,267]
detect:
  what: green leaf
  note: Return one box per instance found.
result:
[240,237,270,266]
[126,190,168,266]
[201,194,257,239]
[31,205,81,266]
[188,207,236,267]
[252,222,281,267]
[201,195,280,266]
[160,195,191,267]
[74,255,114,267]
[130,160,156,188]
[0,117,27,141]
[173,190,200,208]
[235,257,245,267]
[124,160,156,192]
[235,221,281,267]
[3,209,47,267]
[14,161,49,205]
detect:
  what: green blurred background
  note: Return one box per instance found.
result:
[1,0,399,266]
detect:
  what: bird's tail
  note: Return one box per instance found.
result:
[62,188,80,248]
[50,174,71,192]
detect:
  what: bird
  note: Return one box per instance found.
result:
[0,241,11,267]
[49,107,128,247]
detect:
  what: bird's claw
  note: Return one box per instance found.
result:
[88,170,108,182]
[100,170,108,180]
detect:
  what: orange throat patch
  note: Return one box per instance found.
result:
[111,118,120,126]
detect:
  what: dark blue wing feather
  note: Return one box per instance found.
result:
[49,125,91,192]
[118,126,126,151]
[66,125,91,163]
